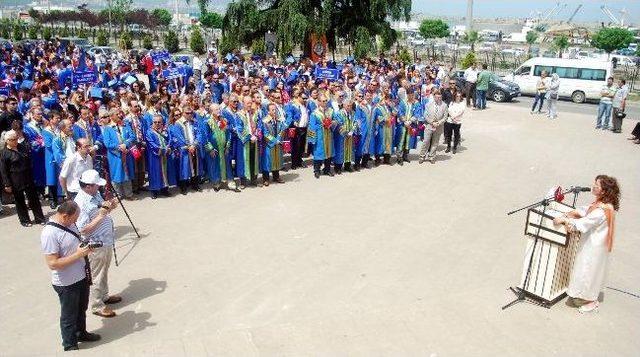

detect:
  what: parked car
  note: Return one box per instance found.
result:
[87,46,116,58]
[453,70,520,102]
[59,37,92,51]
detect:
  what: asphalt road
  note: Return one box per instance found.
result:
[493,95,640,122]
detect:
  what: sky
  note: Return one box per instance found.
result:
[412,0,640,24]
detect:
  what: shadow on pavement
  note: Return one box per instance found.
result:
[115,278,167,310]
[87,310,157,347]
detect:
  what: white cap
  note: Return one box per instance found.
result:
[79,170,106,186]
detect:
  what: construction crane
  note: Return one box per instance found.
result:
[600,5,626,27]
[566,4,582,24]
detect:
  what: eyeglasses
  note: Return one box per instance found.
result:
[152,121,163,124]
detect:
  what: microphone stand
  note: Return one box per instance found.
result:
[105,180,141,267]
[502,187,577,310]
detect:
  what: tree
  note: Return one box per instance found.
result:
[42,26,52,41]
[164,30,180,53]
[111,0,133,31]
[552,35,569,58]
[13,24,23,41]
[419,19,449,39]
[461,51,477,69]
[119,31,133,50]
[354,26,374,59]
[190,26,206,54]
[222,0,410,58]
[143,34,153,49]
[398,47,412,65]
[200,12,223,28]
[28,25,39,40]
[591,27,635,57]
[462,30,479,51]
[152,8,172,28]
[96,30,109,46]
[526,31,538,52]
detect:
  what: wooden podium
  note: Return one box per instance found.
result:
[518,201,580,305]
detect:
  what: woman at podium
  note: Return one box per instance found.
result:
[553,175,620,313]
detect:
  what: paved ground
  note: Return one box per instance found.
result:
[1,103,639,356]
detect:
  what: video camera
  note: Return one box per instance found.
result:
[79,241,104,249]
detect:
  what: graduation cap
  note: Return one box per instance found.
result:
[124,75,137,85]
[251,55,261,61]
[275,67,285,75]
[224,53,234,62]
[90,87,103,99]
[344,56,355,64]
[285,55,295,64]
[20,80,34,90]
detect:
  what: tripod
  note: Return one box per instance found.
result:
[104,181,141,266]
[502,187,582,310]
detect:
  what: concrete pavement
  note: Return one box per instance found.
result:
[0,103,639,356]
[499,95,640,120]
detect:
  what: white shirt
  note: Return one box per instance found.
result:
[75,190,115,246]
[59,152,93,193]
[464,68,478,83]
[297,102,309,128]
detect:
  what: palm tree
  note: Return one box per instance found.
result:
[463,30,479,51]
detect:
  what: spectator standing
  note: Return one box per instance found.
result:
[59,138,93,200]
[0,129,46,226]
[444,92,467,154]
[475,64,491,110]
[596,77,616,130]
[463,63,478,108]
[74,170,122,318]
[41,201,101,351]
[546,73,560,120]
[530,71,549,115]
[0,97,23,135]
[611,79,629,134]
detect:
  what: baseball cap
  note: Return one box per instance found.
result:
[80,170,106,186]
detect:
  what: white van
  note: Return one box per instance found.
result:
[505,57,613,103]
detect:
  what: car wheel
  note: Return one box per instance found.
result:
[571,91,585,103]
[492,90,506,102]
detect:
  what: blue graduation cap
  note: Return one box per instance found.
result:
[42,96,58,109]
[20,80,34,90]
[251,55,261,61]
[275,67,285,75]
[90,87,103,99]
[286,70,299,84]
[124,75,137,85]
[344,56,355,63]
[285,55,295,64]
[225,53,234,62]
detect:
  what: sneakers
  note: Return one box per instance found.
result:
[578,301,599,313]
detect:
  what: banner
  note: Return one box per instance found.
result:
[314,67,340,81]
[162,66,186,80]
[72,70,97,85]
[309,33,327,63]
[152,50,172,65]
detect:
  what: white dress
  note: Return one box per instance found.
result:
[567,205,611,301]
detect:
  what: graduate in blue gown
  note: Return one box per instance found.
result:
[102,112,136,199]
[145,114,171,199]
[168,108,203,194]
[203,104,237,191]
[259,103,287,185]
[41,112,62,207]
[22,109,46,191]
[308,94,334,178]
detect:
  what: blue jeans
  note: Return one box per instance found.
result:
[475,89,487,109]
[52,278,89,349]
[532,93,545,112]
[596,102,612,128]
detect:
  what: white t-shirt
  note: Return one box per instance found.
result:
[41,223,86,286]
[59,152,93,193]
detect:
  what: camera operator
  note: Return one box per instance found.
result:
[74,170,122,318]
[41,201,101,351]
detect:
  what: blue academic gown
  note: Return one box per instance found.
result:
[102,125,136,184]
[41,127,59,187]
[168,119,203,181]
[22,121,46,187]
[332,109,348,165]
[308,108,334,161]
[145,129,169,191]
[259,117,287,173]
[203,118,233,183]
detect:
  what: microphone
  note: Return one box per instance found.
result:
[572,186,591,192]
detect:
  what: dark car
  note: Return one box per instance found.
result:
[453,70,520,102]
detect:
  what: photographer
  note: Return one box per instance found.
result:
[41,201,101,351]
[74,170,122,318]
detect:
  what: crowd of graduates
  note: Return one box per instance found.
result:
[0,38,470,225]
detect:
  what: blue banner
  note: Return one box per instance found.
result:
[152,50,172,65]
[314,67,341,81]
[72,70,97,85]
[0,87,9,97]
[162,66,186,80]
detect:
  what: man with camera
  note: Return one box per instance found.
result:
[41,201,101,351]
[74,170,122,318]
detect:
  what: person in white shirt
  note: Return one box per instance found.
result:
[611,79,629,133]
[444,92,467,154]
[192,55,203,82]
[463,64,478,108]
[59,138,93,200]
